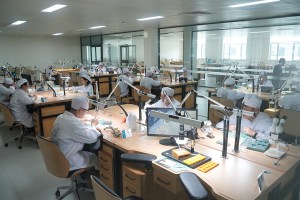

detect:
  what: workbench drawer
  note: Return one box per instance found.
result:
[123,165,145,188]
[123,183,141,198]
[153,167,182,194]
[99,171,113,190]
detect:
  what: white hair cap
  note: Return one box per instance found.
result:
[16,78,28,88]
[242,94,262,109]
[123,68,130,74]
[260,71,267,76]
[161,87,174,97]
[224,77,235,86]
[79,69,88,77]
[146,70,154,77]
[71,96,89,110]
[4,78,13,85]
[98,62,104,66]
[81,75,92,83]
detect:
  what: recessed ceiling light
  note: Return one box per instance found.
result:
[229,0,280,8]
[42,4,67,12]
[10,21,26,26]
[88,26,106,29]
[137,16,164,21]
[52,33,63,36]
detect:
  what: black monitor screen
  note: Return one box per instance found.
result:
[146,107,198,137]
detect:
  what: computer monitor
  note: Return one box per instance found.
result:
[260,85,273,93]
[146,107,198,137]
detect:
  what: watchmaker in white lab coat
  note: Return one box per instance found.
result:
[217,77,246,106]
[97,62,107,74]
[0,78,15,106]
[145,87,180,109]
[216,94,272,140]
[10,79,37,128]
[72,75,94,96]
[278,82,300,111]
[51,96,102,171]
[118,68,134,97]
[140,70,161,90]
[179,67,193,81]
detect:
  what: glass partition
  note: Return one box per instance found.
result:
[102,31,144,67]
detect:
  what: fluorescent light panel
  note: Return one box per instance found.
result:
[42,4,67,12]
[229,0,280,8]
[250,31,270,34]
[137,16,164,21]
[11,21,26,25]
[88,26,106,29]
[52,33,63,36]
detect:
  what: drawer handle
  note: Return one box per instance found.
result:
[125,174,136,181]
[100,156,109,162]
[101,165,109,170]
[100,174,109,180]
[125,186,136,194]
[156,177,171,185]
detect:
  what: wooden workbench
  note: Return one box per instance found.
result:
[32,90,95,137]
[87,105,300,200]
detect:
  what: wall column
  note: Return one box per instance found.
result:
[144,28,159,69]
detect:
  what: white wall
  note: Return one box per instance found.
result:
[0,35,80,70]
[160,36,183,61]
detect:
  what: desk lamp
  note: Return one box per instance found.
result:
[106,77,156,120]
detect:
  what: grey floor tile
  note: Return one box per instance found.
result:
[0,163,22,200]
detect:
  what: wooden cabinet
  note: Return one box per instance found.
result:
[122,164,146,198]
[153,165,183,194]
[99,144,114,190]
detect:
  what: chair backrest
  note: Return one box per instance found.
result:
[91,175,121,200]
[36,136,70,178]
[133,86,151,102]
[280,109,300,137]
[210,96,234,120]
[0,103,15,127]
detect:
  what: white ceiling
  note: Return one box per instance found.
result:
[0,0,300,37]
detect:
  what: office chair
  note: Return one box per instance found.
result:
[179,172,208,200]
[112,82,134,104]
[91,175,142,200]
[280,109,300,145]
[0,103,26,149]
[36,136,93,200]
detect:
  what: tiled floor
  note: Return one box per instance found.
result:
[0,77,216,200]
[0,114,95,200]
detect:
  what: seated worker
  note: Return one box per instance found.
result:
[72,75,93,96]
[118,68,134,97]
[10,79,37,131]
[273,57,285,90]
[79,66,88,77]
[217,77,246,106]
[278,83,300,111]
[51,96,102,171]
[0,78,15,106]
[179,67,193,81]
[140,70,161,90]
[248,72,273,88]
[216,94,272,140]
[97,62,107,74]
[145,87,180,108]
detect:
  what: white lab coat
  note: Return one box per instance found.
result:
[217,87,245,105]
[140,77,161,90]
[74,84,94,96]
[145,98,180,109]
[278,93,300,111]
[51,111,101,170]
[118,75,134,97]
[216,112,272,140]
[10,89,34,128]
[0,85,15,106]
[98,67,107,74]
[46,68,55,81]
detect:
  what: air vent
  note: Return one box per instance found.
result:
[181,11,212,15]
